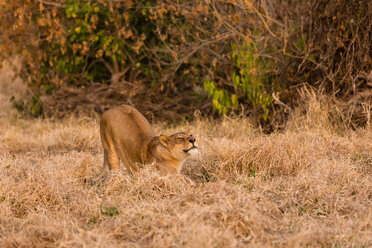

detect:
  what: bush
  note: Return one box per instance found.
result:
[0,0,370,127]
[204,41,274,120]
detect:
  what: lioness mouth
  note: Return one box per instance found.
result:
[183,146,197,153]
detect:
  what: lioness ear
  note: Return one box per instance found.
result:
[159,134,170,147]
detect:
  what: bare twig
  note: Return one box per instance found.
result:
[272,92,292,112]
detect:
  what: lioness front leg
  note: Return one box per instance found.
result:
[156,163,179,174]
[103,150,108,169]
[105,148,120,171]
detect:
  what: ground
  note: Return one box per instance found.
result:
[0,63,371,247]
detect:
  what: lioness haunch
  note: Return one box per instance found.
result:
[100,105,198,174]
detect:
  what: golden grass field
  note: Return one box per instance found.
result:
[0,64,371,247]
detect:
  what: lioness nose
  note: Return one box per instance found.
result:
[189,137,195,143]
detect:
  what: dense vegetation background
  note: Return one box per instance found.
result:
[0,0,371,129]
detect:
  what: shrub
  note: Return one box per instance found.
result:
[204,41,274,120]
[0,0,369,127]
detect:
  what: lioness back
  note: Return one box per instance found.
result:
[100,105,155,172]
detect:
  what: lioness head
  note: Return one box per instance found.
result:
[159,131,198,160]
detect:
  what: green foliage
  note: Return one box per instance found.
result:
[44,1,128,85]
[30,95,43,117]
[10,96,26,112]
[203,80,238,115]
[204,41,273,120]
[88,215,98,224]
[10,95,43,117]
[22,0,160,90]
[101,206,120,217]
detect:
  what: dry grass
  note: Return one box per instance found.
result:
[0,65,371,247]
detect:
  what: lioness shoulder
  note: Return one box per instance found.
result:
[100,105,198,174]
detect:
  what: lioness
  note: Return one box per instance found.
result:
[100,105,198,174]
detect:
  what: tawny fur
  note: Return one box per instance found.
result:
[100,105,198,174]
